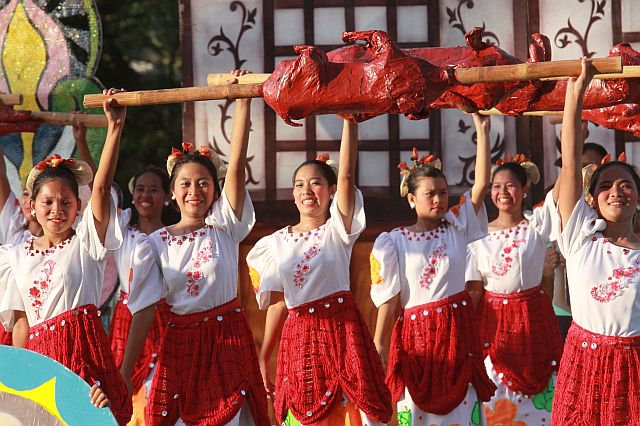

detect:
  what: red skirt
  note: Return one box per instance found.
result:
[25,304,132,425]
[274,291,392,424]
[479,285,562,395]
[552,322,640,425]
[387,290,496,414]
[0,324,11,345]
[109,293,170,391]
[146,299,269,426]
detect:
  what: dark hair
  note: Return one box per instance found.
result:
[588,161,640,197]
[31,167,79,201]
[407,166,447,195]
[583,142,608,159]
[169,155,221,211]
[292,160,337,186]
[132,167,170,195]
[491,163,527,187]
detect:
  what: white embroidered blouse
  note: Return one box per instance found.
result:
[246,189,365,310]
[370,192,487,309]
[466,191,555,294]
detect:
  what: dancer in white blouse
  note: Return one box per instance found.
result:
[247,120,392,426]
[370,114,495,426]
[121,71,269,426]
[553,58,640,424]
[0,88,131,424]
[465,156,562,425]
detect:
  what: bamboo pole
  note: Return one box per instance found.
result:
[30,112,108,128]
[0,94,23,106]
[208,57,625,86]
[477,108,562,117]
[540,64,640,81]
[83,84,263,109]
[84,57,622,108]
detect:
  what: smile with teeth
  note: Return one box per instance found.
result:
[608,199,627,207]
[301,198,317,205]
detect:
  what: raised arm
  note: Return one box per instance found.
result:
[0,146,11,212]
[471,113,491,213]
[92,89,126,243]
[224,72,252,219]
[73,120,97,177]
[336,120,358,233]
[558,58,594,228]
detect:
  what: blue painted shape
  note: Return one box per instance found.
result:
[0,345,117,425]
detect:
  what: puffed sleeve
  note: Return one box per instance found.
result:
[526,190,556,242]
[118,208,133,233]
[370,232,401,308]
[328,187,366,245]
[465,246,482,282]
[246,236,283,310]
[127,235,164,315]
[0,246,23,331]
[76,196,123,261]
[444,191,488,244]
[554,196,605,258]
[0,192,27,245]
[205,187,255,243]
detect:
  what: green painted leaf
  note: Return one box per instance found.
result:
[283,411,301,426]
[397,407,412,426]
[471,401,482,426]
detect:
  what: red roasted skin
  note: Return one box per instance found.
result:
[0,106,40,135]
[583,103,640,137]
[262,30,452,126]
[497,43,640,114]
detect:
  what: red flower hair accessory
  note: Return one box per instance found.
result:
[316,152,338,176]
[166,141,227,179]
[492,153,540,186]
[26,154,93,193]
[398,147,441,197]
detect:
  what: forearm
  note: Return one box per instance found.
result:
[120,304,155,377]
[91,122,123,225]
[224,99,251,217]
[373,294,399,349]
[336,120,358,232]
[471,116,490,211]
[259,295,287,361]
[75,132,97,176]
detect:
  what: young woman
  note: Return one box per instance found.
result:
[553,58,640,424]
[121,77,269,426]
[247,119,392,426]
[0,89,132,424]
[465,156,562,424]
[108,166,171,422]
[370,114,495,426]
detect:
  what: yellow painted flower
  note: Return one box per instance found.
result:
[248,267,260,292]
[370,254,383,285]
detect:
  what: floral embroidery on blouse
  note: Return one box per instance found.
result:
[370,254,383,285]
[248,267,261,293]
[160,225,211,247]
[184,240,214,296]
[419,239,448,288]
[488,222,528,277]
[591,265,640,303]
[29,259,56,321]
[398,223,447,242]
[293,243,321,288]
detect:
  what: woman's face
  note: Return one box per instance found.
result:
[592,166,639,223]
[31,179,80,239]
[292,164,335,218]
[408,176,449,222]
[172,162,216,220]
[491,170,526,214]
[133,172,168,219]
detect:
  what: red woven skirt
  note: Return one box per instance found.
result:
[109,293,170,391]
[0,324,11,345]
[479,285,562,395]
[387,290,496,415]
[275,291,391,424]
[552,322,640,425]
[25,304,132,425]
[146,299,269,426]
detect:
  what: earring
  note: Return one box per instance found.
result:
[171,194,176,200]
[131,200,135,205]
[524,193,528,198]
[30,210,36,216]
[330,195,334,200]
[164,201,170,206]
[409,202,415,209]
